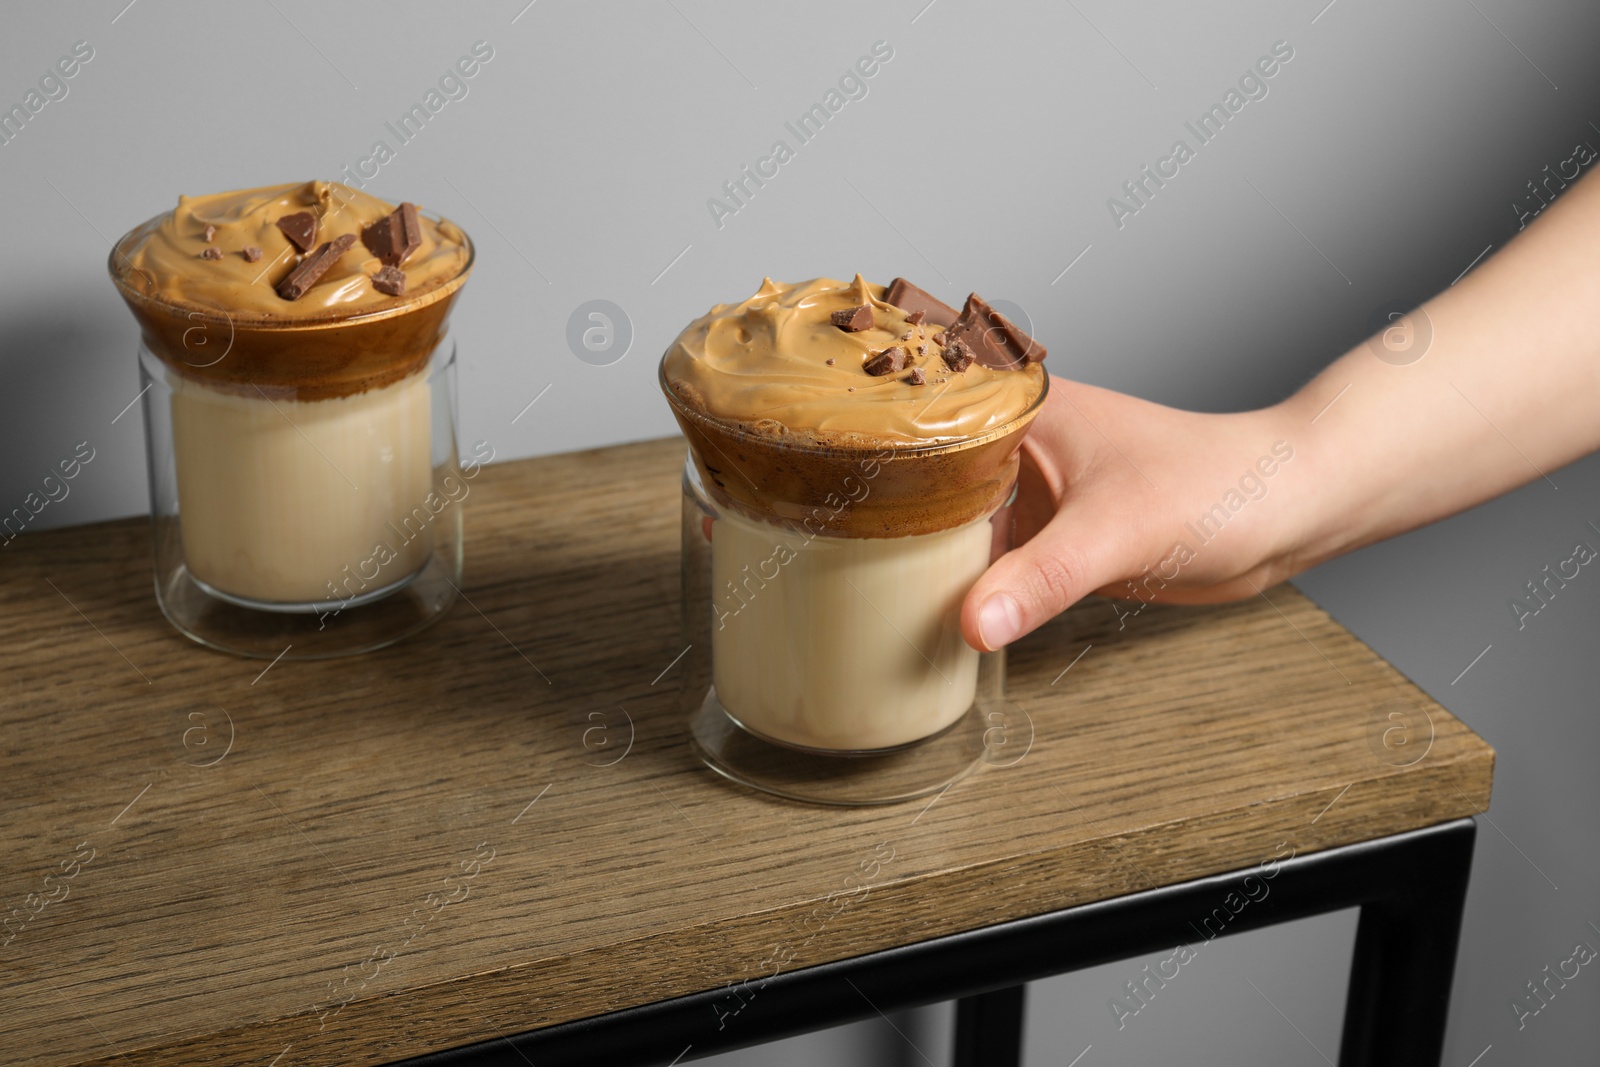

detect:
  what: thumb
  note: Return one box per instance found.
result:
[961,504,1125,652]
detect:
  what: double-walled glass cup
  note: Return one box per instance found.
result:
[109,218,474,659]
[664,362,1047,805]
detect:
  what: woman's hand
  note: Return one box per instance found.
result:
[962,166,1600,653]
[961,377,1308,651]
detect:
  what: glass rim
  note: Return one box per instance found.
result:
[106,206,475,332]
[657,354,1050,458]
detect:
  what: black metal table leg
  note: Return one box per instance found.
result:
[1338,819,1476,1067]
[953,984,1026,1067]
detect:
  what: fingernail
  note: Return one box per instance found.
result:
[977,593,1021,650]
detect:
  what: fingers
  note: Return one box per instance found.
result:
[961,504,1125,652]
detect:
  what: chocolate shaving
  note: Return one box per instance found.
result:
[904,367,926,386]
[906,309,926,326]
[371,265,407,296]
[863,346,907,377]
[242,246,262,263]
[203,224,216,243]
[940,337,975,373]
[361,201,422,267]
[884,277,960,328]
[947,294,1047,369]
[198,247,223,261]
[276,234,356,301]
[830,304,873,332]
[276,211,318,254]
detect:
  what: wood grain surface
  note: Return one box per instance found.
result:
[0,436,1493,1066]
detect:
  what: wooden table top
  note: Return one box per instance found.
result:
[0,436,1494,1067]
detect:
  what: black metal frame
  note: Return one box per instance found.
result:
[393,818,1476,1067]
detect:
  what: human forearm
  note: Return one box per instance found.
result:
[1277,167,1600,572]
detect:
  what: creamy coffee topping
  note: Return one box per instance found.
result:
[663,276,1045,446]
[113,181,469,320]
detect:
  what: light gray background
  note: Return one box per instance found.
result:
[3,1,1598,1064]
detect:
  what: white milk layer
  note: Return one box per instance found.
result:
[710,506,991,751]
[170,371,434,604]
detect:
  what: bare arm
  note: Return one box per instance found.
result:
[963,166,1600,651]
[1282,165,1600,569]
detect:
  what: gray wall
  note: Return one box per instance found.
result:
[4,1,1598,1063]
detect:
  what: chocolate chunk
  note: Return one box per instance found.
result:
[862,346,907,377]
[884,277,960,328]
[198,247,223,261]
[242,246,262,263]
[830,304,874,332]
[276,211,318,254]
[361,201,422,267]
[947,294,1047,369]
[398,203,421,259]
[933,330,948,345]
[940,337,975,373]
[203,224,216,243]
[906,309,926,326]
[904,367,926,386]
[825,357,836,365]
[276,233,356,301]
[371,265,407,296]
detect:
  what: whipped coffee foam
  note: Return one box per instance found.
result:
[663,276,1045,447]
[114,181,469,320]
